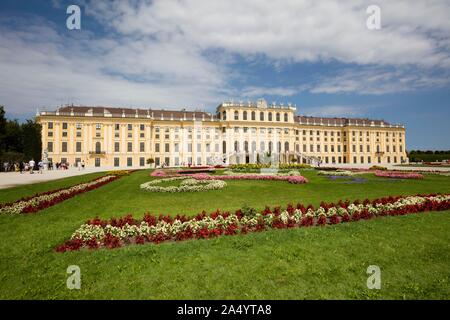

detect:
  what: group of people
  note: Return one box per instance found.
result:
[2,160,44,174]
[2,159,86,173]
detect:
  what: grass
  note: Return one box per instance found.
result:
[0,169,449,299]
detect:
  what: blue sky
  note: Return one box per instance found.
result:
[1,0,449,150]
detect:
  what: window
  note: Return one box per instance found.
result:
[155,157,160,166]
[127,142,133,152]
[260,112,264,121]
[95,142,101,153]
[95,158,101,167]
[114,142,120,152]
[96,123,101,130]
[197,143,201,152]
[175,143,179,152]
[234,141,239,152]
[47,142,53,152]
[62,131,67,137]
[268,113,273,121]
[114,158,120,167]
[284,113,288,122]
[48,122,53,129]
[128,124,132,131]
[243,111,247,120]
[140,124,145,131]
[367,145,370,152]
[165,157,170,166]
[188,143,192,152]
[165,143,170,152]
[62,122,68,130]
[276,113,280,121]
[76,142,82,152]
[222,111,227,120]
[127,157,133,167]
[62,142,67,153]
[234,111,239,120]
[76,131,81,137]
[115,124,120,131]
[140,142,145,152]
[251,111,256,121]
[140,157,145,167]
[284,142,289,152]
[48,131,53,137]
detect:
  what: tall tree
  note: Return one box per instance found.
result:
[22,120,42,161]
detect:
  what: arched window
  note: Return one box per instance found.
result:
[95,142,101,153]
[251,141,256,152]
[284,113,288,122]
[222,111,227,120]
[268,113,273,121]
[251,111,256,121]
[260,141,265,152]
[243,111,247,120]
[222,141,226,154]
[234,111,239,120]
[278,141,281,153]
[234,141,239,152]
[269,141,273,152]
[284,142,289,152]
[244,141,249,152]
[260,112,264,121]
[276,113,280,121]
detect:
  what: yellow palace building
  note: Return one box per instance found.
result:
[36,99,407,168]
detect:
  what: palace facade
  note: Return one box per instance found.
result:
[36,99,407,168]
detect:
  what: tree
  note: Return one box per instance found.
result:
[22,120,42,161]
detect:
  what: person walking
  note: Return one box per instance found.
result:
[19,161,24,174]
[38,160,43,174]
[29,159,35,174]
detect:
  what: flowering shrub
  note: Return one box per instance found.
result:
[375,171,424,179]
[56,193,450,252]
[0,175,122,214]
[140,177,227,193]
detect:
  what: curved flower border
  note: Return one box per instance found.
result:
[140,177,227,193]
[56,193,450,252]
[0,174,127,215]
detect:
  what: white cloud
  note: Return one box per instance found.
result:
[88,0,450,67]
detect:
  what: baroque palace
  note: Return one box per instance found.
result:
[36,99,407,168]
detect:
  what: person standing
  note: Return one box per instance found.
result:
[19,161,24,174]
[29,159,35,174]
[38,160,43,174]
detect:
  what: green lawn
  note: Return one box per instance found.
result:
[0,169,449,299]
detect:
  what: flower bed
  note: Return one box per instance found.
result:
[191,173,308,184]
[140,177,226,193]
[150,169,308,184]
[375,171,424,179]
[0,175,122,214]
[56,193,450,252]
[318,170,359,176]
